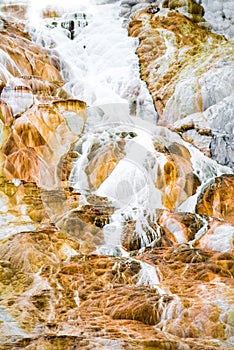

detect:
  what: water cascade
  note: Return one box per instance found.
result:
[0,0,234,349]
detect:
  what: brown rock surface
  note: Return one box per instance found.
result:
[0,228,233,349]
[0,17,86,189]
[0,4,234,350]
[139,245,234,342]
[0,19,61,84]
[128,6,234,166]
[121,208,234,252]
[196,174,234,223]
[2,102,85,187]
[154,140,200,209]
[85,135,126,190]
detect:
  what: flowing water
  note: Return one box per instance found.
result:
[16,0,234,297]
[1,0,234,347]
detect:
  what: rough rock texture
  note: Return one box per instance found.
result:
[196,174,234,223]
[2,100,85,188]
[201,0,234,41]
[140,246,234,343]
[0,3,234,350]
[154,140,200,209]
[74,129,200,211]
[85,133,126,190]
[0,228,234,350]
[128,5,234,166]
[0,17,86,188]
[121,0,234,41]
[121,209,234,252]
[0,225,234,349]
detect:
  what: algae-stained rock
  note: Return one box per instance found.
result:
[158,209,204,245]
[121,218,161,251]
[121,208,234,253]
[1,101,86,188]
[76,128,200,211]
[0,18,62,84]
[0,2,234,350]
[85,134,126,190]
[128,7,234,166]
[0,17,86,188]
[196,174,234,223]
[139,246,234,343]
[154,140,200,209]
[163,0,205,22]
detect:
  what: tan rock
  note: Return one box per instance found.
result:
[1,100,86,188]
[196,174,234,222]
[154,140,200,209]
[85,137,126,190]
[128,8,234,165]
[158,209,204,245]
[0,4,28,19]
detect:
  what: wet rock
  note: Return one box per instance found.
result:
[0,227,78,275]
[2,101,85,188]
[129,8,234,166]
[0,2,234,350]
[196,174,234,223]
[44,12,89,40]
[0,176,49,240]
[139,246,234,342]
[0,21,62,84]
[1,86,33,116]
[0,4,28,19]
[162,0,205,23]
[0,17,86,189]
[85,135,126,190]
[121,208,234,253]
[195,219,234,252]
[154,140,200,209]
[121,218,161,251]
[158,210,204,245]
[19,75,62,99]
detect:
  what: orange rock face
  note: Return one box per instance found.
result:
[196,174,234,223]
[0,5,234,350]
[0,20,61,84]
[85,135,126,190]
[128,6,234,166]
[158,209,203,245]
[2,101,85,188]
[0,18,86,188]
[121,209,234,253]
[154,140,200,209]
[0,226,233,350]
[140,245,234,341]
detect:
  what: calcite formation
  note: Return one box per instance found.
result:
[196,174,234,223]
[0,2,234,350]
[0,16,86,188]
[128,3,234,167]
[201,0,234,41]
[154,140,200,209]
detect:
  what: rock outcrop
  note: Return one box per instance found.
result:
[128,4,234,166]
[0,227,234,349]
[0,2,234,350]
[196,174,234,223]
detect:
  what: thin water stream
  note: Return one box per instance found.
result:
[25,0,232,282]
[25,0,162,287]
[1,2,234,345]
